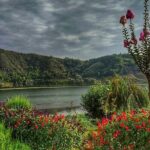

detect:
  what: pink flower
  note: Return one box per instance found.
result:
[126,9,134,19]
[120,16,127,25]
[139,30,150,41]
[130,37,137,45]
[139,32,145,41]
[124,40,130,48]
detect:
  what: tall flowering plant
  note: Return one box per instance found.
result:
[120,0,150,99]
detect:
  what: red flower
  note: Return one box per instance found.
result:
[120,122,125,128]
[125,126,129,131]
[120,16,127,25]
[124,40,130,48]
[53,115,59,122]
[121,112,127,120]
[135,125,142,130]
[41,122,45,127]
[146,128,150,132]
[99,136,107,145]
[101,118,109,127]
[126,9,134,19]
[130,110,136,117]
[142,122,146,128]
[35,124,38,129]
[97,121,102,129]
[120,123,129,131]
[61,114,65,119]
[141,109,147,115]
[113,130,121,138]
[44,117,49,124]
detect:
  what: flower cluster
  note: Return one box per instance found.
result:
[0,105,83,150]
[119,0,150,83]
[85,109,150,150]
[120,9,150,48]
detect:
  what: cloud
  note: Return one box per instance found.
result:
[0,0,143,59]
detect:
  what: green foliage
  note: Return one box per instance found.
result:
[81,83,109,118]
[0,122,31,150]
[82,76,149,118]
[0,48,142,88]
[104,76,149,114]
[0,106,84,150]
[6,95,32,110]
[86,110,150,150]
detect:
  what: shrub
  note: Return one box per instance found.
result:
[105,76,149,114]
[82,76,149,118]
[0,106,84,150]
[0,122,31,150]
[85,109,150,150]
[81,83,109,118]
[6,95,32,110]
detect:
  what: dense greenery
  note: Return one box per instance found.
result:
[0,105,84,150]
[6,95,32,110]
[0,122,31,150]
[0,48,142,88]
[82,76,149,118]
[1,98,150,150]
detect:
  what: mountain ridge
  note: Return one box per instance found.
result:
[0,48,142,88]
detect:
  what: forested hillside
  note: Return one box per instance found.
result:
[0,48,142,88]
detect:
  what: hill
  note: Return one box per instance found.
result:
[0,48,143,88]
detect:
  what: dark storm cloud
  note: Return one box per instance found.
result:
[0,0,144,59]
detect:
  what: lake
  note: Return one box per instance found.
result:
[0,86,89,113]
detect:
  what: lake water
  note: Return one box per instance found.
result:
[0,86,89,113]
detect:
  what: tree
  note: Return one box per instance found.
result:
[120,0,150,98]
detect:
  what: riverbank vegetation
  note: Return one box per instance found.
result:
[1,75,150,149]
[0,48,143,88]
[82,76,149,118]
[1,0,150,149]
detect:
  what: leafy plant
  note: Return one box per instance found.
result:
[0,106,84,150]
[85,109,150,150]
[6,95,32,110]
[81,82,109,118]
[104,76,149,114]
[82,76,149,118]
[0,122,31,150]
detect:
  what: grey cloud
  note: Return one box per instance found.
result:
[0,0,144,59]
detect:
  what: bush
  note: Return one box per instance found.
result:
[0,106,84,150]
[81,83,109,118]
[0,122,31,150]
[6,95,32,110]
[85,109,150,150]
[82,76,149,118]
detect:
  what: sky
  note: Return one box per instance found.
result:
[0,0,145,60]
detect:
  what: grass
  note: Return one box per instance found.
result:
[6,95,32,110]
[0,122,31,150]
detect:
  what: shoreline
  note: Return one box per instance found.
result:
[0,85,91,91]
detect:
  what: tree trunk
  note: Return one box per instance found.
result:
[146,75,150,100]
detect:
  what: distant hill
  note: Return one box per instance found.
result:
[0,48,144,88]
